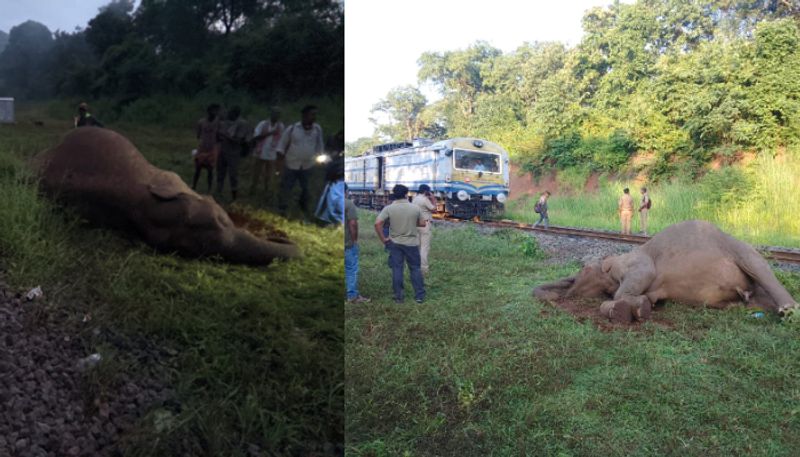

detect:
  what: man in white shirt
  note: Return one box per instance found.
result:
[275,105,324,215]
[250,109,284,196]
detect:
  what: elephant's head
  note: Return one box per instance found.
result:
[533,258,619,302]
[143,176,301,265]
[565,258,620,298]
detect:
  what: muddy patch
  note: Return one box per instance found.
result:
[542,297,674,332]
[227,209,289,240]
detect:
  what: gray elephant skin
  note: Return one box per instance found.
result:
[533,220,797,323]
[34,127,300,265]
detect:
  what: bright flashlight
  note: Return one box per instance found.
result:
[316,153,331,164]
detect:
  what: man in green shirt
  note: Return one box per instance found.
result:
[375,185,426,303]
[345,187,370,303]
[411,184,437,275]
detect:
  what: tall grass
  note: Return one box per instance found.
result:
[506,151,800,247]
[0,103,343,455]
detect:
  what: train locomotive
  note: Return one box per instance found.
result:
[345,137,510,219]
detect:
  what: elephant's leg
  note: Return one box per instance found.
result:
[600,295,652,323]
[532,276,576,302]
[731,241,798,313]
[607,261,656,322]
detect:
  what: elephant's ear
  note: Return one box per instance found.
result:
[601,257,614,273]
[148,183,184,201]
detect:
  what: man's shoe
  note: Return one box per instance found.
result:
[347,295,371,303]
[415,298,424,304]
[394,298,404,304]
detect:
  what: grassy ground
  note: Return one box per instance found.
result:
[0,102,343,455]
[346,211,800,456]
[505,152,800,248]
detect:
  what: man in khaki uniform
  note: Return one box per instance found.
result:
[375,185,426,303]
[412,184,436,275]
[618,187,634,235]
[638,187,651,236]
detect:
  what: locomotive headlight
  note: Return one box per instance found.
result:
[496,192,507,203]
[456,190,469,201]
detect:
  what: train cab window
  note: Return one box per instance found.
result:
[453,149,500,173]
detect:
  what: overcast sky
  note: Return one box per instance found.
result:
[345,0,634,142]
[0,0,140,34]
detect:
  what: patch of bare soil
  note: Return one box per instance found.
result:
[542,297,674,332]
[227,209,289,240]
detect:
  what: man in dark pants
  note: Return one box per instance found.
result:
[217,106,249,200]
[275,105,324,216]
[374,185,426,304]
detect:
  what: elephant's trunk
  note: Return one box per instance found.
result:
[221,228,302,265]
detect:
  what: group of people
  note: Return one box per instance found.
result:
[345,184,436,304]
[531,187,651,235]
[194,104,325,215]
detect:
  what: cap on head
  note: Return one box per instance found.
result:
[623,188,630,194]
[418,184,431,193]
[392,184,409,199]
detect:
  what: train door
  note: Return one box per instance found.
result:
[377,156,385,192]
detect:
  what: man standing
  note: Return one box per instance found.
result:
[345,187,370,303]
[217,106,249,201]
[411,184,436,275]
[74,102,103,128]
[276,105,324,216]
[639,187,651,236]
[532,191,551,229]
[619,187,634,235]
[375,185,426,304]
[250,109,284,197]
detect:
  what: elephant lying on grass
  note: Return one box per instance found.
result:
[533,220,797,323]
[34,127,300,265]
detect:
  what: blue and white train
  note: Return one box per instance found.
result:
[345,137,510,219]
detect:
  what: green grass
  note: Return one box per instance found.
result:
[346,211,800,456]
[0,102,343,455]
[505,152,800,248]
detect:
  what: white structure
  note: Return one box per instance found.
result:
[0,97,14,124]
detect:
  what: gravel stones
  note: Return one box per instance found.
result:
[0,277,175,456]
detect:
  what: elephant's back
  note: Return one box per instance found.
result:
[37,127,152,186]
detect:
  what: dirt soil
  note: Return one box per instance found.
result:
[540,297,673,331]
[0,275,176,456]
[227,209,289,240]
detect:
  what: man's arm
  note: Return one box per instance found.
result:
[348,220,359,244]
[315,125,324,154]
[375,219,390,244]
[275,125,291,155]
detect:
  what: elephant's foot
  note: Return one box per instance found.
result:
[600,300,634,324]
[632,296,652,321]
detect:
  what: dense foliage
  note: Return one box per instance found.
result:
[0,0,343,104]
[355,0,800,178]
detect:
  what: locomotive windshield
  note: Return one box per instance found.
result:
[453,149,501,173]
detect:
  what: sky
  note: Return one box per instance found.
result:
[345,0,632,142]
[0,0,140,34]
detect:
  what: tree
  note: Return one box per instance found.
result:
[0,31,8,54]
[418,41,501,118]
[0,21,54,98]
[85,0,135,57]
[370,86,430,141]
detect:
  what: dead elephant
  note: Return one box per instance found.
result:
[35,127,300,265]
[533,220,798,323]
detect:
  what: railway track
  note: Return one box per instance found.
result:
[432,215,800,265]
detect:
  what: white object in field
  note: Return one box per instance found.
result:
[191,149,198,157]
[0,97,14,124]
[76,353,102,370]
[25,285,43,301]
